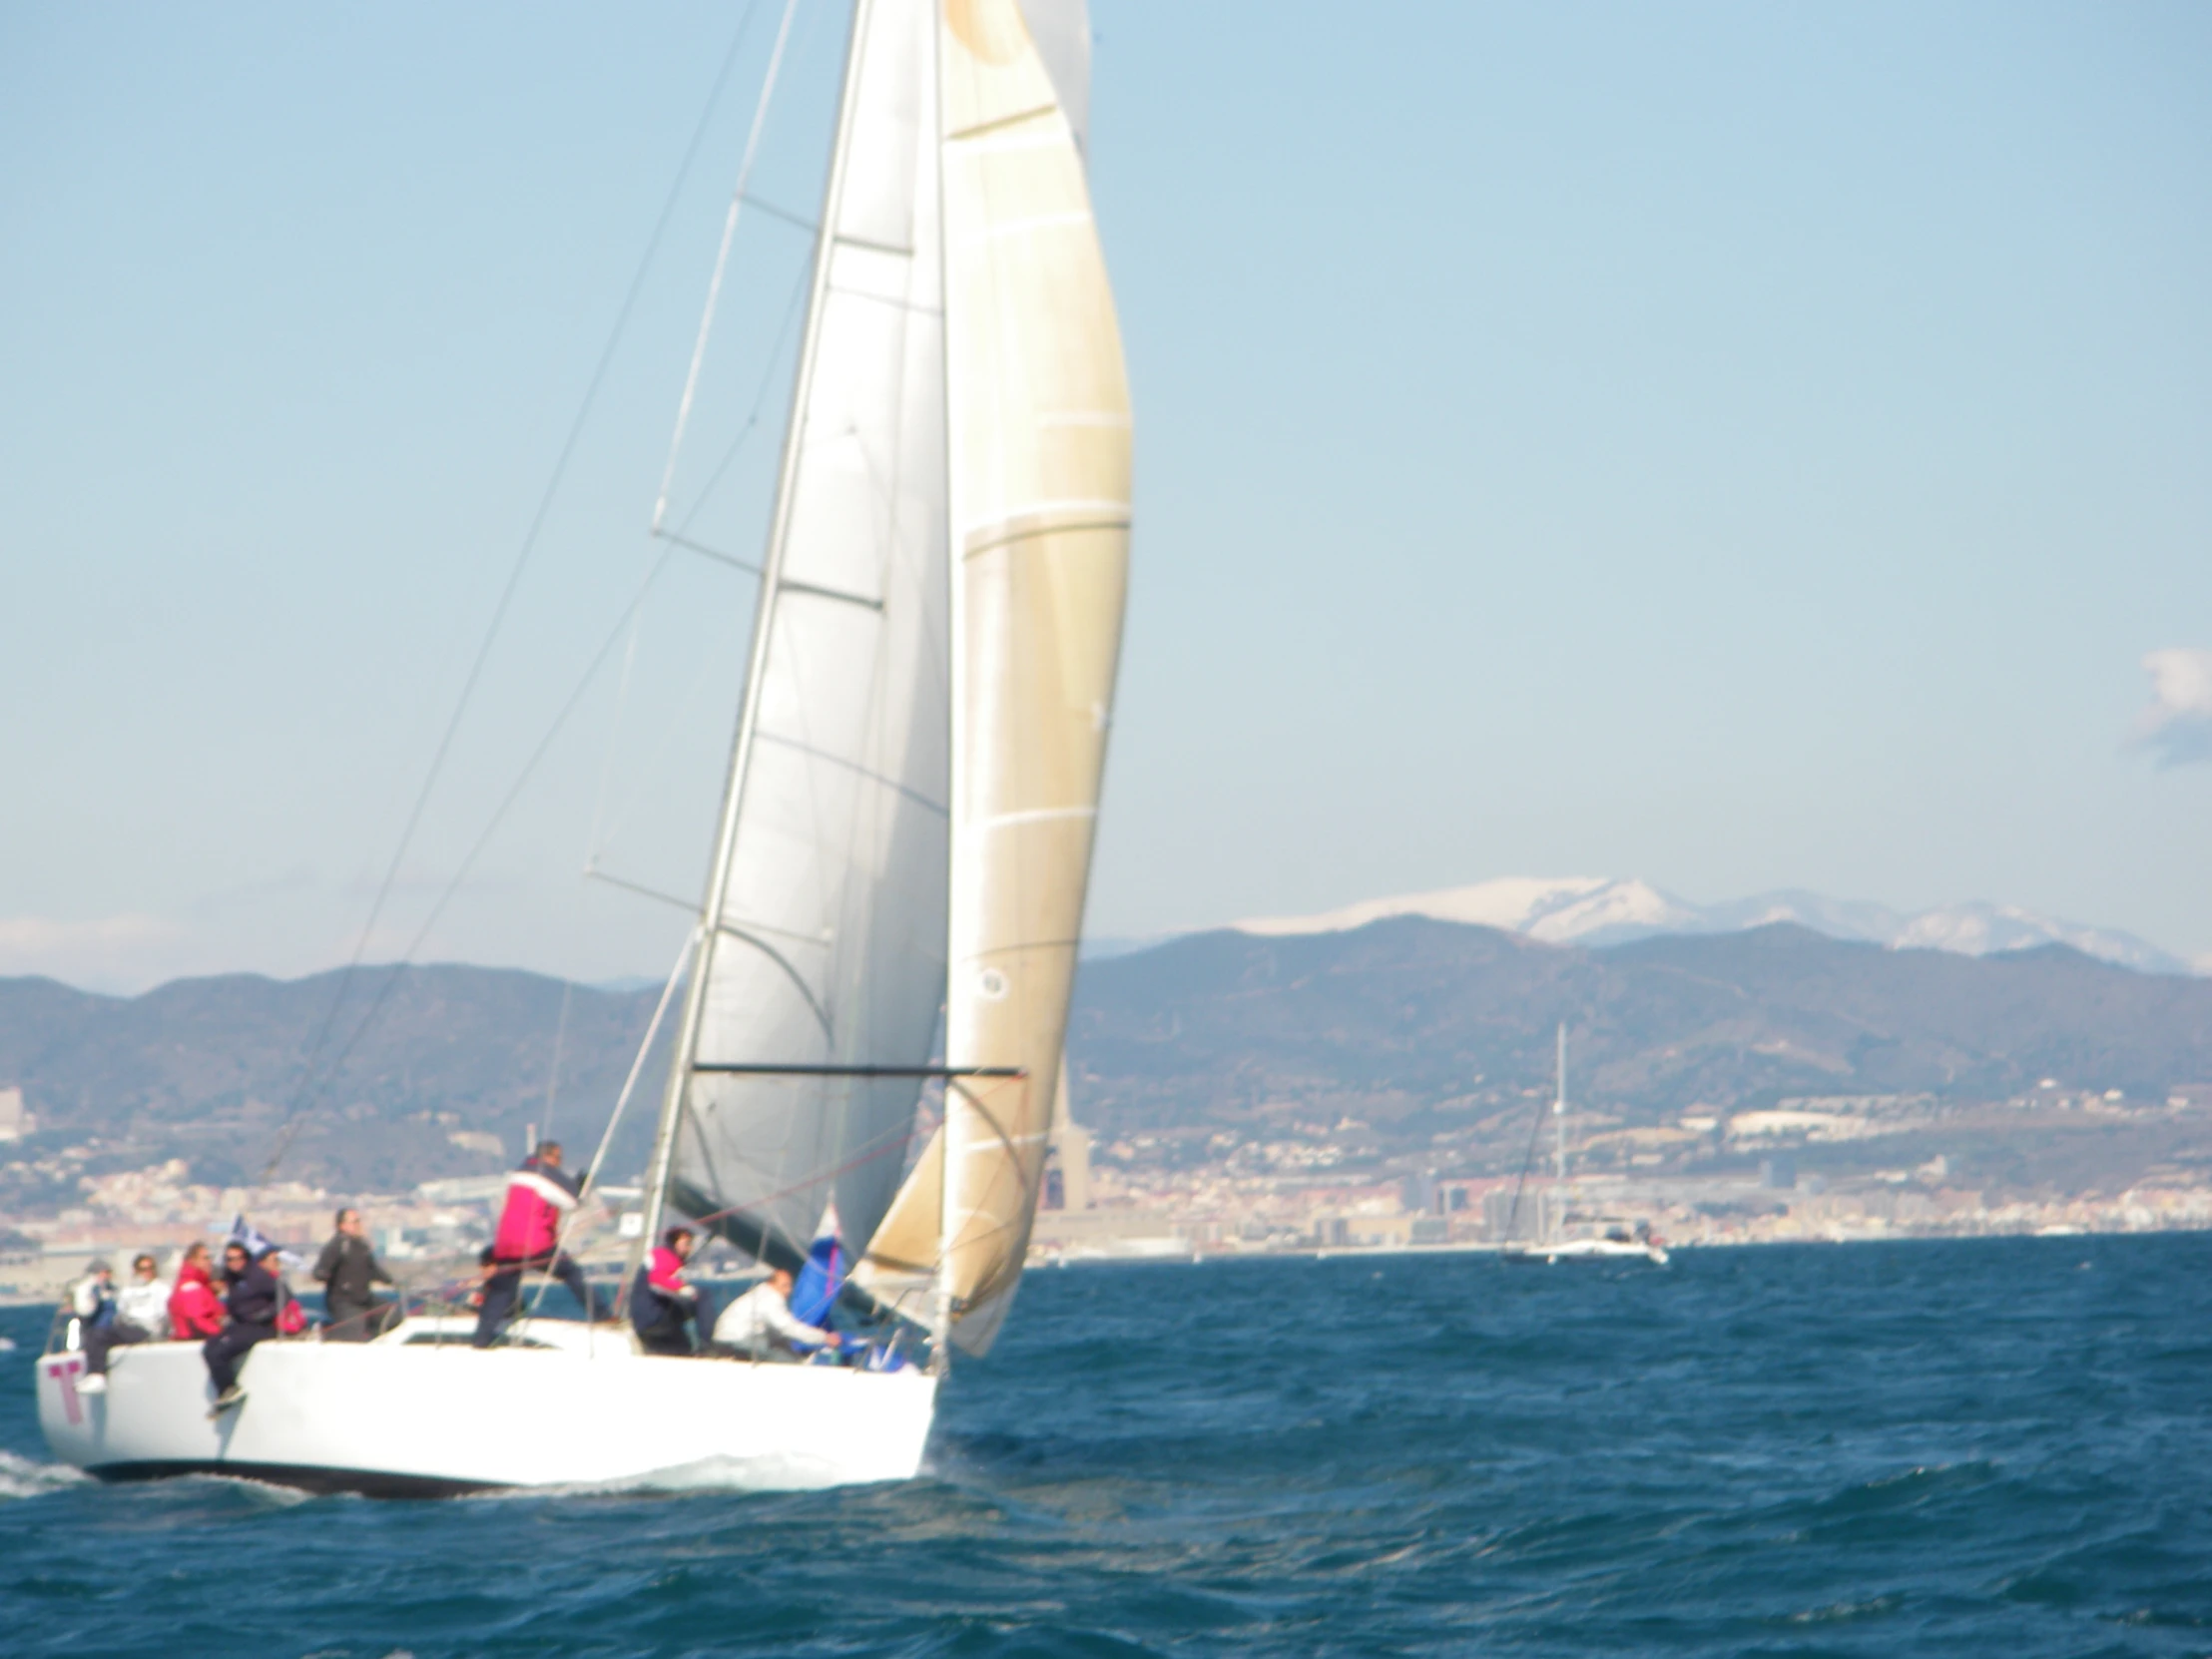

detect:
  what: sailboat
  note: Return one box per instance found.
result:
[36,0,1130,1496]
[1500,1025,1669,1266]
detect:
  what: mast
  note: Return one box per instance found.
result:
[926,0,953,1379]
[636,1,875,1263]
[1551,1022,1567,1244]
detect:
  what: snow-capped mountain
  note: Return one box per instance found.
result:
[1230,877,2200,976]
[1235,876,1696,945]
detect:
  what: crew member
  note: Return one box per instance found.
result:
[169,1243,226,1341]
[472,1141,607,1347]
[711,1267,841,1362]
[313,1207,397,1340]
[631,1226,715,1357]
[80,1252,174,1395]
[203,1241,280,1414]
[68,1259,116,1336]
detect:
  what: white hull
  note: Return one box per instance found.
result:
[37,1319,936,1497]
[1503,1239,1670,1266]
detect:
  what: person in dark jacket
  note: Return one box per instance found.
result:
[472,1142,608,1347]
[203,1241,280,1414]
[630,1226,716,1356]
[313,1207,397,1340]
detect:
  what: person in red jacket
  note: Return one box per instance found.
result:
[168,1243,225,1340]
[471,1142,608,1348]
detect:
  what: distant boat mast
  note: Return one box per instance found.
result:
[1552,1022,1568,1241]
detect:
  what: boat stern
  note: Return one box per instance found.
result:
[38,1340,232,1476]
[36,1349,97,1469]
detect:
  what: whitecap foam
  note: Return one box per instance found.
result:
[619,1452,850,1493]
[0,1447,88,1501]
[459,1452,859,1501]
[172,1471,320,1507]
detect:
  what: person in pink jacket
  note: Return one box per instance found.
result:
[471,1142,608,1347]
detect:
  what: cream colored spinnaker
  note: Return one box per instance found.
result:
[855,0,1130,1356]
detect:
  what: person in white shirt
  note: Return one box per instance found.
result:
[711,1267,842,1361]
[80,1253,171,1393]
[68,1260,116,1326]
[115,1252,173,1332]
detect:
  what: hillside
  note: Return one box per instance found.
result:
[0,966,661,1203]
[1073,919,2212,1114]
[3,920,2210,1210]
[1066,919,2212,1186]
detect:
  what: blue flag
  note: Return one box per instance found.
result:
[227,1214,304,1274]
[227,1213,278,1259]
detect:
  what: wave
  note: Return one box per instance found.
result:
[459,1452,870,1501]
[2,1239,2206,1656]
[1783,1592,1906,1625]
[0,1447,86,1501]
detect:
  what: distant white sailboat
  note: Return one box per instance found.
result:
[1501,1024,1668,1266]
[38,0,1131,1495]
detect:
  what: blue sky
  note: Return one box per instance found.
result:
[2,1,2207,991]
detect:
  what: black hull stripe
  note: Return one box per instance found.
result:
[88,1460,503,1500]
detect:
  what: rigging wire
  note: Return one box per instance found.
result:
[514,0,817,1319]
[585,259,815,874]
[538,977,576,1147]
[667,264,817,540]
[259,2,771,1185]
[1502,1078,1553,1246]
[523,923,701,1335]
[583,604,647,871]
[651,0,805,533]
[679,1118,914,1237]
[260,544,682,1180]
[579,927,700,1200]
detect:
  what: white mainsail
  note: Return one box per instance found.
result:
[855,0,1131,1356]
[663,0,952,1267]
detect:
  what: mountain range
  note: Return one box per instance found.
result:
[3,915,2210,1208]
[1076,918,2212,1117]
[1067,917,2212,1196]
[0,967,661,1200]
[1230,876,2206,976]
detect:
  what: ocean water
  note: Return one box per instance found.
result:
[4,1234,2209,1657]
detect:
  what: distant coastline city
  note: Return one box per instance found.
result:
[5,875,2209,1305]
[6,1078,2211,1306]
